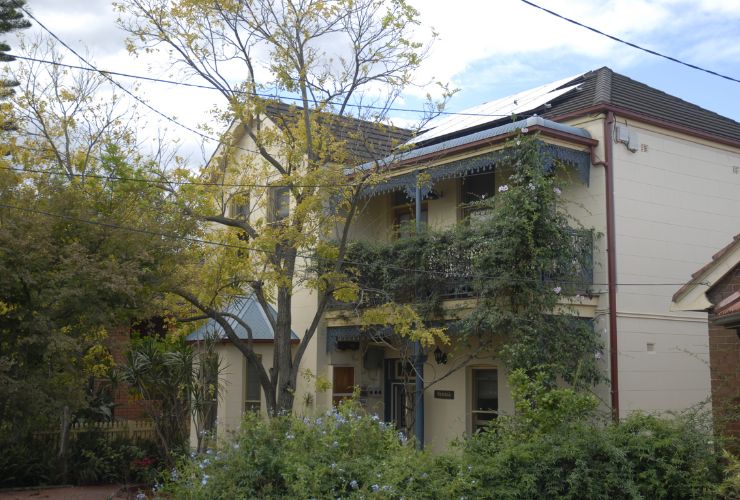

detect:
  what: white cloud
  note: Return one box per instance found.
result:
[8,0,740,163]
[401,0,740,116]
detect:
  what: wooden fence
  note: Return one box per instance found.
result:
[36,420,157,444]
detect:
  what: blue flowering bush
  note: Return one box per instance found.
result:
[161,374,732,499]
[161,400,457,499]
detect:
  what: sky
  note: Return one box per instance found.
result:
[9,0,740,165]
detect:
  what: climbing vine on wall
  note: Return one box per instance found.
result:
[335,133,604,385]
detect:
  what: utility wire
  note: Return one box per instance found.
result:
[18,7,267,159]
[0,202,706,288]
[519,0,740,85]
[0,161,501,189]
[0,202,247,250]
[11,54,519,120]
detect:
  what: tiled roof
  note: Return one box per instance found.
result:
[415,67,740,147]
[544,67,740,144]
[264,101,412,163]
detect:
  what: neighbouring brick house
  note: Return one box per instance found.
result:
[673,234,740,445]
[106,317,175,421]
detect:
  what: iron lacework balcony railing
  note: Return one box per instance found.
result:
[326,229,594,311]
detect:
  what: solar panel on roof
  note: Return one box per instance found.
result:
[409,72,585,144]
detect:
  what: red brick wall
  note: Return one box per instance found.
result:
[107,327,148,421]
[706,264,740,447]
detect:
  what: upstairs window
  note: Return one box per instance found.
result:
[230,194,251,220]
[461,171,495,220]
[268,186,290,223]
[392,190,428,238]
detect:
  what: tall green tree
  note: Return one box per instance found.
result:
[0,0,30,130]
[116,0,444,414]
[0,39,195,445]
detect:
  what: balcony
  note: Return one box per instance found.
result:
[328,228,594,311]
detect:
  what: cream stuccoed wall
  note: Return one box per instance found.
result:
[607,119,740,416]
[327,343,514,454]
[189,342,276,446]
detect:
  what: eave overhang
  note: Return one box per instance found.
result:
[357,116,595,198]
[551,104,740,150]
[672,235,740,312]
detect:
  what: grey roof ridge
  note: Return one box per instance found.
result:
[592,66,613,105]
[354,116,591,172]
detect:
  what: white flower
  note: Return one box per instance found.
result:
[201,474,209,486]
[553,286,562,294]
[371,484,380,492]
[285,432,295,440]
[498,184,509,193]
[527,183,536,190]
[350,480,359,490]
[553,187,562,195]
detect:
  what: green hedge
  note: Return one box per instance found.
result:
[0,429,160,488]
[163,384,734,499]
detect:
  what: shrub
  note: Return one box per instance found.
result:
[0,433,58,487]
[69,430,160,485]
[163,373,730,499]
[0,428,160,488]
[457,370,724,499]
[163,401,449,499]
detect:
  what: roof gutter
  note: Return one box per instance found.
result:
[591,111,620,422]
[395,125,596,170]
[553,104,740,150]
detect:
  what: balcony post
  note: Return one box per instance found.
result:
[414,175,425,449]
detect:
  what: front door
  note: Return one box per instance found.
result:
[384,359,415,433]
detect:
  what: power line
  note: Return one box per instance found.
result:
[0,201,705,288]
[11,54,519,120]
[519,0,740,85]
[0,202,247,250]
[0,162,365,189]
[18,7,267,159]
[0,147,502,189]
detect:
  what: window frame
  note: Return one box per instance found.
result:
[470,367,498,432]
[268,185,290,223]
[244,355,262,413]
[460,170,496,221]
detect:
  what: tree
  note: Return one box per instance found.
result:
[0,1,30,65]
[121,333,223,462]
[0,38,194,466]
[0,0,30,130]
[117,0,442,414]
